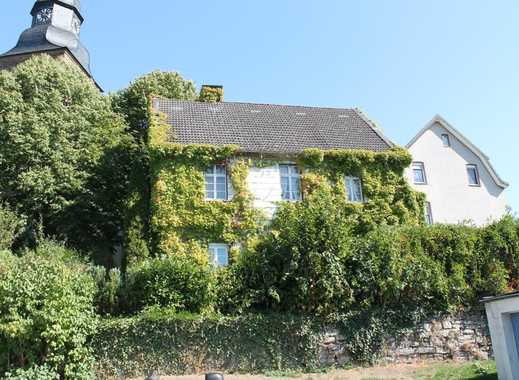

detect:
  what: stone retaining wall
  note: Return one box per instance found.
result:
[321,311,492,365]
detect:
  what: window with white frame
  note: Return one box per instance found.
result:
[467,164,480,186]
[345,176,364,203]
[279,164,301,201]
[412,162,427,185]
[205,165,228,200]
[441,134,451,147]
[425,202,434,225]
[208,244,229,267]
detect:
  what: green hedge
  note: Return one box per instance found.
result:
[93,314,324,379]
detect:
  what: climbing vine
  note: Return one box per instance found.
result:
[147,101,425,259]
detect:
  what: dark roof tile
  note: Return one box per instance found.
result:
[153,98,393,154]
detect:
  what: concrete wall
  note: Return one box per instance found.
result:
[405,122,507,226]
[484,295,519,380]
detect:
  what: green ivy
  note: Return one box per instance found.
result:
[93,313,324,379]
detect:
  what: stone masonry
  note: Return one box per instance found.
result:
[320,311,492,365]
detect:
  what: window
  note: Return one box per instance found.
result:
[441,134,451,147]
[412,162,427,184]
[345,176,364,203]
[425,202,434,225]
[280,164,301,201]
[205,165,228,200]
[467,164,480,186]
[208,244,229,267]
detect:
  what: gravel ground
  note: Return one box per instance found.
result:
[148,362,431,380]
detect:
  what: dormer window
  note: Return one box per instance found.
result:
[441,134,451,147]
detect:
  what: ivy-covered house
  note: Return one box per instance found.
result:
[148,96,425,266]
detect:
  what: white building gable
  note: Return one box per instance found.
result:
[405,115,508,226]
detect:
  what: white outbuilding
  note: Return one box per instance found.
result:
[482,291,519,380]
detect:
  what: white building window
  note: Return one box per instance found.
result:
[467,164,480,186]
[280,164,301,201]
[412,162,427,185]
[441,134,451,147]
[425,202,434,225]
[345,176,364,203]
[208,244,229,267]
[205,165,228,200]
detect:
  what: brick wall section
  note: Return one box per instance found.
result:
[320,311,492,366]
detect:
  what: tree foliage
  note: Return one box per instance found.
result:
[0,55,135,260]
[112,70,197,141]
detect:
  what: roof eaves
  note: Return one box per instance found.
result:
[408,115,509,189]
[354,108,395,149]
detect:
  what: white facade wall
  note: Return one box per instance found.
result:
[405,122,507,226]
[247,164,285,217]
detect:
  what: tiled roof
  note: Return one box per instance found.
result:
[153,98,393,154]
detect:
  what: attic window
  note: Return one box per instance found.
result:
[441,134,451,147]
[467,165,481,186]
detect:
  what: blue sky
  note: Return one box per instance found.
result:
[2,1,518,211]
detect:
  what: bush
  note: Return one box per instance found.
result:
[4,365,59,380]
[0,246,97,379]
[0,204,23,251]
[91,266,123,315]
[93,314,323,378]
[123,255,216,314]
[238,183,355,315]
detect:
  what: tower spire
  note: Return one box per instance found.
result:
[0,0,99,89]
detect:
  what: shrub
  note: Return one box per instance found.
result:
[0,248,97,379]
[4,365,59,380]
[93,314,323,378]
[123,255,216,314]
[0,204,23,251]
[91,266,123,316]
[238,183,355,315]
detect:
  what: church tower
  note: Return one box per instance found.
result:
[0,0,100,90]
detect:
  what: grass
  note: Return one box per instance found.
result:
[416,361,497,380]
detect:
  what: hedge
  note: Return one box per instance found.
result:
[92,313,324,379]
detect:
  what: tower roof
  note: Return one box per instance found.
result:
[1,0,91,76]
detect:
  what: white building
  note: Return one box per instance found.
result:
[405,115,508,226]
[482,292,519,380]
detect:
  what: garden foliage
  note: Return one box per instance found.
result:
[0,242,97,379]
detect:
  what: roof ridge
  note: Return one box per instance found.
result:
[156,97,357,112]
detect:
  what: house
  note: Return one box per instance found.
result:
[148,97,424,265]
[405,115,508,226]
[0,0,101,90]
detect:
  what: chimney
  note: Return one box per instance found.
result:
[199,85,224,103]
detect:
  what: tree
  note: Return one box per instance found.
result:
[0,55,134,261]
[111,71,197,265]
[112,70,197,141]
